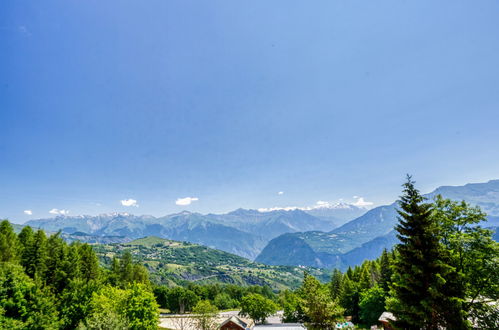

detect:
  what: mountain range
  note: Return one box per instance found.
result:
[256,180,499,269]
[24,203,366,260]
[23,180,499,269]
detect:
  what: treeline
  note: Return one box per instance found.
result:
[153,282,277,313]
[280,178,498,329]
[0,224,158,329]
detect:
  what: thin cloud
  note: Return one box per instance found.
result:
[352,197,374,207]
[278,191,284,195]
[121,199,138,207]
[49,208,69,215]
[24,210,33,215]
[175,197,199,206]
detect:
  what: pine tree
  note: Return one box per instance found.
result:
[78,243,99,281]
[330,269,343,300]
[379,249,392,293]
[358,265,372,292]
[18,226,34,268]
[119,250,134,285]
[0,220,19,263]
[339,274,360,322]
[45,232,69,292]
[24,230,48,279]
[388,176,459,329]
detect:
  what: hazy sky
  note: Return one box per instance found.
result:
[2,0,499,223]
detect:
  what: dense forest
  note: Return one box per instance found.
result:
[0,178,498,329]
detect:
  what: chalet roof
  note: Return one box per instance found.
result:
[220,315,255,329]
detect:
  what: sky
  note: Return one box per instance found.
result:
[1,0,499,223]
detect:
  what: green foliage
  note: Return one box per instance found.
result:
[94,236,330,290]
[339,274,360,322]
[123,283,159,330]
[87,284,158,330]
[388,177,460,329]
[359,286,385,326]
[0,222,155,329]
[0,262,59,329]
[432,195,499,328]
[213,293,238,310]
[239,293,278,324]
[59,279,100,329]
[280,290,306,323]
[77,310,128,330]
[330,268,343,300]
[192,300,218,330]
[378,249,391,293]
[301,274,344,329]
[0,220,19,263]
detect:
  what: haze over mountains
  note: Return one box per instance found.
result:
[24,180,499,269]
[25,202,367,259]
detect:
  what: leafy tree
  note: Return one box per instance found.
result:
[89,283,158,330]
[0,262,59,329]
[77,310,128,330]
[301,274,344,329]
[359,286,386,326]
[192,300,218,330]
[213,292,238,310]
[123,283,159,330]
[432,195,499,328]
[239,293,277,324]
[59,278,100,329]
[280,290,306,323]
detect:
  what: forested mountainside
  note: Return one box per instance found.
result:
[24,205,365,259]
[94,236,329,290]
[256,180,499,269]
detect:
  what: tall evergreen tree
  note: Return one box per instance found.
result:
[24,230,48,279]
[45,232,69,292]
[330,269,343,300]
[78,244,99,282]
[339,274,360,322]
[0,220,19,263]
[388,176,465,329]
[18,226,34,268]
[379,249,392,293]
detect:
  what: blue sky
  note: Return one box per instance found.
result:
[2,0,499,223]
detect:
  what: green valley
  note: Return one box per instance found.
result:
[93,236,330,291]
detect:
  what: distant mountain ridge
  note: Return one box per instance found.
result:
[24,204,366,260]
[256,179,499,269]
